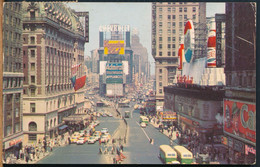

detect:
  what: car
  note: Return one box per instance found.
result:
[79,130,85,137]
[101,128,108,134]
[93,134,101,141]
[77,137,87,145]
[140,122,146,128]
[94,121,100,126]
[88,136,96,144]
[100,135,109,143]
[94,131,102,136]
[102,113,107,117]
[71,136,79,143]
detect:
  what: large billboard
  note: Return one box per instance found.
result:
[104,40,125,55]
[184,20,195,63]
[224,99,256,143]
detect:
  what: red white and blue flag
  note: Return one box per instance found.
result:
[71,63,81,76]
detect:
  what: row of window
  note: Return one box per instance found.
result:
[5,3,21,12]
[4,30,22,42]
[159,37,182,43]
[4,13,22,27]
[159,44,176,49]
[158,7,197,13]
[4,123,21,137]
[158,51,176,57]
[3,77,23,89]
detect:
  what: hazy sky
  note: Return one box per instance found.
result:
[66,2,225,75]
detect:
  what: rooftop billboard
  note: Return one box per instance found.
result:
[104,40,125,55]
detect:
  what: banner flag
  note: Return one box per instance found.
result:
[71,63,81,76]
[70,75,76,87]
[74,75,86,91]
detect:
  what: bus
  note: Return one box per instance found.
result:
[139,116,149,124]
[159,145,178,164]
[125,111,130,118]
[173,145,193,164]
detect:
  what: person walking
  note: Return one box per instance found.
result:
[120,145,124,152]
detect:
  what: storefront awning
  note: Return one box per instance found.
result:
[59,125,68,130]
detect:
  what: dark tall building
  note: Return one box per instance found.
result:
[3,2,24,159]
[223,2,256,164]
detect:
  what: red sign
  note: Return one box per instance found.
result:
[180,116,193,126]
[245,145,256,155]
[9,138,22,147]
[224,99,256,143]
[177,75,193,85]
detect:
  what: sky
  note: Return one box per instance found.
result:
[66,2,225,75]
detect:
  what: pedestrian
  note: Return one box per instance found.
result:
[120,145,123,152]
[99,139,101,145]
[25,153,29,163]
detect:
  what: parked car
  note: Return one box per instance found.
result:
[88,136,96,144]
[77,137,87,145]
[71,136,79,143]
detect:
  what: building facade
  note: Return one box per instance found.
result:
[3,2,24,159]
[22,2,87,144]
[98,24,133,97]
[223,2,256,164]
[152,2,206,109]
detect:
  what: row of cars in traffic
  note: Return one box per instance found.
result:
[94,111,113,117]
[70,121,111,145]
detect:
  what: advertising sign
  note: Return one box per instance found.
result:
[104,40,125,55]
[184,20,195,63]
[221,136,228,145]
[207,19,216,68]
[245,145,256,155]
[224,99,256,143]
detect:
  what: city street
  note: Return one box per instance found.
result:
[37,102,175,164]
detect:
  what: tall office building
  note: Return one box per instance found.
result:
[22,2,87,144]
[152,2,206,108]
[3,2,24,159]
[223,2,256,164]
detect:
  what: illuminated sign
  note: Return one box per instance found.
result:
[207,20,216,68]
[184,20,195,63]
[224,99,256,143]
[178,44,184,70]
[99,25,130,32]
[104,40,125,55]
[245,145,256,155]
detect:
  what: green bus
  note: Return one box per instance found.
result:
[159,145,178,164]
[173,145,193,164]
[139,116,149,124]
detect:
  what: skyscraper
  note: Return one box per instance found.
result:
[152,2,206,108]
[2,2,24,158]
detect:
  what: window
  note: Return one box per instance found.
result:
[14,123,20,133]
[31,76,35,83]
[172,15,176,20]
[159,37,162,41]
[159,76,162,81]
[193,14,196,20]
[193,7,196,12]
[159,15,162,20]
[184,7,187,12]
[29,134,37,141]
[168,15,171,20]
[172,29,176,34]
[172,7,176,12]
[30,37,35,44]
[172,22,176,28]
[159,69,162,73]
[172,37,176,42]
[159,29,162,34]
[179,8,182,12]
[15,108,19,118]
[29,122,37,131]
[30,103,36,113]
[184,15,187,20]
[159,8,162,12]
[159,89,162,93]
[172,51,176,56]
[172,44,176,49]
[168,29,171,34]
[31,88,35,96]
[179,15,182,20]
[168,44,171,49]
[159,52,162,56]
[179,22,183,28]
[168,8,171,12]
[167,22,171,28]
[159,44,162,49]
[168,51,171,56]
[31,63,35,71]
[159,22,162,28]
[168,37,171,42]
[159,82,162,87]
